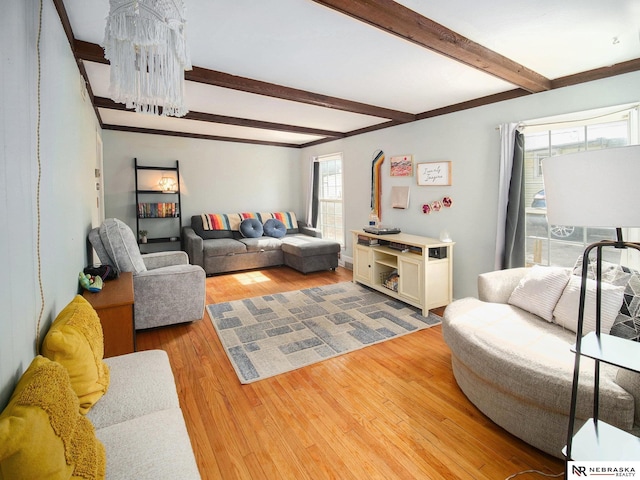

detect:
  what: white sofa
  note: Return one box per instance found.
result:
[442,267,640,459]
[87,350,200,480]
[0,290,200,479]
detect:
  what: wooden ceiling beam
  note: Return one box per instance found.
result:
[300,89,534,148]
[416,89,530,120]
[551,57,640,89]
[185,111,342,138]
[311,0,551,93]
[52,0,75,51]
[94,96,344,138]
[74,40,108,64]
[102,124,303,149]
[49,7,103,127]
[74,40,415,122]
[187,67,414,122]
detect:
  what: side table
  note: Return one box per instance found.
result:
[83,271,136,358]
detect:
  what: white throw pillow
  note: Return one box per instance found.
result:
[553,275,625,335]
[507,265,571,321]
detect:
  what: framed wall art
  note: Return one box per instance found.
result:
[417,161,451,186]
[390,155,413,177]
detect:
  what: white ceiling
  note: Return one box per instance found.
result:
[61,0,640,147]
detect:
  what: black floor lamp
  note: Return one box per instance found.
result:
[543,145,640,462]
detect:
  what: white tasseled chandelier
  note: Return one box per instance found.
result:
[103,0,192,117]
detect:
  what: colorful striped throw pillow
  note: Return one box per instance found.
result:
[201,212,297,231]
[201,213,260,231]
[272,212,297,230]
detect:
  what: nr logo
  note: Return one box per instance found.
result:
[572,465,587,476]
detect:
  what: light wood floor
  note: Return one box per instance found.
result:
[136,266,564,480]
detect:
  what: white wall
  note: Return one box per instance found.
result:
[301,71,640,300]
[0,0,101,409]
[100,72,640,302]
[102,131,303,234]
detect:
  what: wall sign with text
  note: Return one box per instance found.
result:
[417,161,451,186]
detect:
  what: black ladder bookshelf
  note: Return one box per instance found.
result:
[134,158,182,251]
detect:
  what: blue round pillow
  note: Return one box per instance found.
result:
[263,218,287,238]
[239,218,263,238]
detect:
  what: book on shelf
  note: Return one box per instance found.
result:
[137,202,179,218]
[388,242,422,254]
[357,234,379,246]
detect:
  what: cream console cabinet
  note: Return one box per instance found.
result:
[351,230,454,316]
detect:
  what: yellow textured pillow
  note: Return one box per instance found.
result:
[0,356,106,480]
[42,295,110,414]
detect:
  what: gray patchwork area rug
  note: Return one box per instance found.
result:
[206,282,441,384]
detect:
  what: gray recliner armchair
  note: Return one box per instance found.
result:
[88,218,206,330]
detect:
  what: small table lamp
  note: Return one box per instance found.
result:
[542,144,640,461]
[158,176,177,193]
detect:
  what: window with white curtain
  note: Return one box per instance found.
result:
[523,104,639,268]
[316,153,344,246]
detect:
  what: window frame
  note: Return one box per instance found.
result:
[314,153,345,247]
[522,104,640,269]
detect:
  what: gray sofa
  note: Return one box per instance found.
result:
[89,218,206,330]
[442,267,640,459]
[183,213,340,275]
[87,350,200,479]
